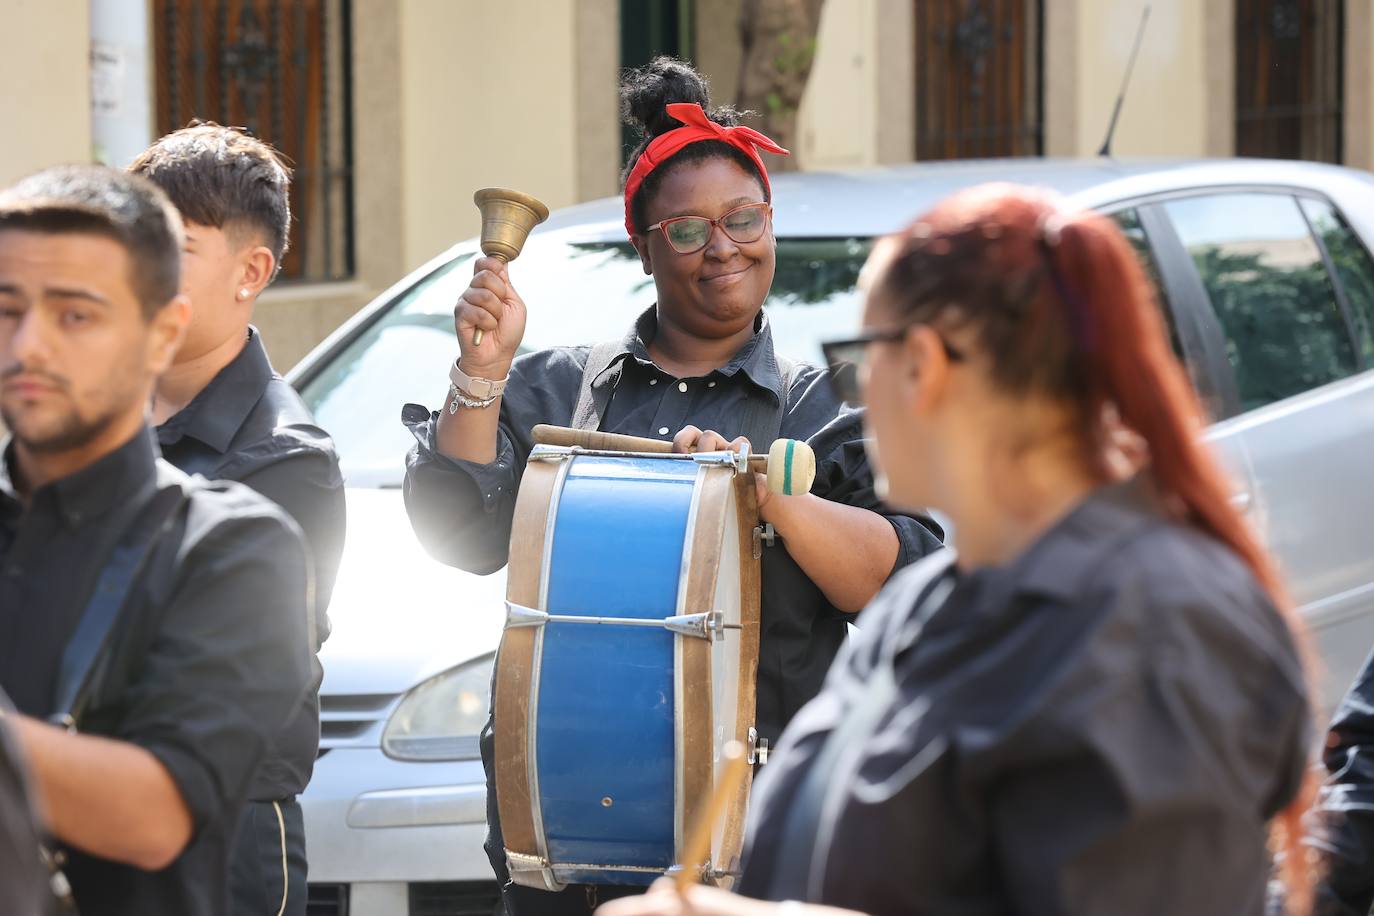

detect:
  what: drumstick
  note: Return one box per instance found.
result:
[532,425,674,453]
[676,740,749,892]
[529,425,817,496]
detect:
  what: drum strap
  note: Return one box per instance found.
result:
[736,354,795,451]
[51,482,188,728]
[570,339,798,448]
[570,340,627,432]
[765,555,957,902]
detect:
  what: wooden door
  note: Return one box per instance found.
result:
[1235,0,1344,164]
[152,0,353,281]
[915,0,1043,161]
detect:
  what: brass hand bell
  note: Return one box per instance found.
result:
[471,188,549,346]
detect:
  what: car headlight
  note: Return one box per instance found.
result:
[381,654,493,761]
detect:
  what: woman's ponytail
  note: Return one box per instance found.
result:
[1049,213,1317,915]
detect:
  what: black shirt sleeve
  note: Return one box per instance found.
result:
[110,492,314,836]
[1311,646,1374,915]
[234,446,346,647]
[402,348,585,575]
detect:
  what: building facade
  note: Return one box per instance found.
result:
[2,0,1371,368]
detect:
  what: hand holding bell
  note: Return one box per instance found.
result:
[469,188,549,346]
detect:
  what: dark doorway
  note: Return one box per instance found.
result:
[152,0,354,282]
[1235,0,1344,163]
[619,0,696,163]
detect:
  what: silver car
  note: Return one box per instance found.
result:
[289,157,1374,915]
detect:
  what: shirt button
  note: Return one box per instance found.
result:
[658,427,670,436]
[649,379,658,386]
[677,381,688,393]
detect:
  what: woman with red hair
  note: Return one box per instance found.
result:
[601,184,1316,915]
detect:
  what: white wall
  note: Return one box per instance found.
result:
[0,0,92,186]
[1063,0,1212,157]
[397,0,582,270]
[798,0,878,170]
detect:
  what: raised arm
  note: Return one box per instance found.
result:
[404,256,531,575]
[434,255,527,465]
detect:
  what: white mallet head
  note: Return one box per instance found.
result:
[766,439,816,496]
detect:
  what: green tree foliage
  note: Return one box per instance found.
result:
[1189,244,1356,411]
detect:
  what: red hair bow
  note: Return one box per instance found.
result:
[623,102,790,237]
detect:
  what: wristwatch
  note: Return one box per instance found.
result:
[447,359,508,413]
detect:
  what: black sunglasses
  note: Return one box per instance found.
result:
[820,326,964,405]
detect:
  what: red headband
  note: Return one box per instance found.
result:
[623,102,790,237]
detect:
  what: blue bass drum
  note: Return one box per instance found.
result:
[494,445,761,891]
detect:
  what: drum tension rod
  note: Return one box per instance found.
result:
[505,602,738,640]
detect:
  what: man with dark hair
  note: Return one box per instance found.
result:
[131,123,345,916]
[0,164,314,916]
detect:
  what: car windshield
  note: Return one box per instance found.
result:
[299,227,872,486]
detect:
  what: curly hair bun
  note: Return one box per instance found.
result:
[620,56,741,139]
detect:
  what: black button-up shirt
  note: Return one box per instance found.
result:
[739,480,1311,915]
[157,327,345,799]
[403,306,944,742]
[0,429,314,916]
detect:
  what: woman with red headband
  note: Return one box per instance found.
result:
[598,185,1316,915]
[402,58,944,916]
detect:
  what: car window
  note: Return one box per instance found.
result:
[1109,207,1182,357]
[1299,197,1374,365]
[300,232,872,486]
[1162,192,1359,412]
[296,253,476,487]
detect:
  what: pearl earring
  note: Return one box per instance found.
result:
[238,288,250,300]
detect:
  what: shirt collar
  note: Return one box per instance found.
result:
[953,476,1167,608]
[1021,476,1168,600]
[0,427,159,529]
[157,327,274,454]
[590,305,787,402]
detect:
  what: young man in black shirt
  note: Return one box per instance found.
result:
[0,165,314,916]
[130,123,345,916]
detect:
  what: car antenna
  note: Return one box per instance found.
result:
[1098,3,1152,158]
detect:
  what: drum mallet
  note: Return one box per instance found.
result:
[675,740,749,892]
[530,425,817,496]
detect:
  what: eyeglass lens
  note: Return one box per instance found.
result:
[664,205,768,252]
